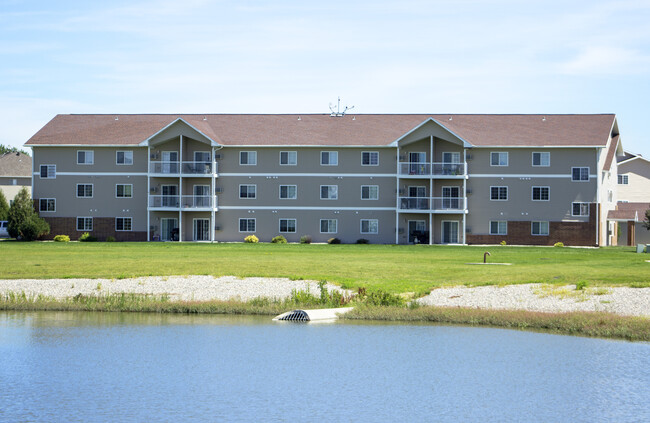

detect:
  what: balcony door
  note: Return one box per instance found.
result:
[409,152,427,175]
[161,218,178,241]
[441,221,459,244]
[162,151,178,174]
[193,218,210,241]
[193,185,210,207]
[408,186,428,210]
[161,185,178,207]
[442,186,460,209]
[408,220,427,244]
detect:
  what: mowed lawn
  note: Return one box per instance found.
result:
[0,242,648,293]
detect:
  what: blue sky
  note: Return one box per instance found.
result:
[1,0,649,156]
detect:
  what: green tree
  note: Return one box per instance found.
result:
[7,187,50,240]
[643,209,650,231]
[0,190,9,220]
[0,144,30,156]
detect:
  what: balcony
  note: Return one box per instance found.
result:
[398,197,466,213]
[149,195,218,209]
[399,162,466,177]
[149,161,217,175]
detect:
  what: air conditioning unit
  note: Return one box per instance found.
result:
[215,225,222,231]
[215,154,222,159]
[466,188,472,195]
[215,187,223,193]
[465,227,472,233]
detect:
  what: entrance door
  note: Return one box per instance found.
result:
[161,218,178,241]
[193,219,210,241]
[441,221,459,244]
[409,152,427,175]
[442,186,460,209]
[408,220,427,244]
[161,185,178,207]
[162,151,178,173]
[194,151,211,174]
[442,152,461,174]
[193,185,210,207]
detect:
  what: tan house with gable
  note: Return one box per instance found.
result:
[26,113,623,245]
[611,150,650,245]
[0,152,32,202]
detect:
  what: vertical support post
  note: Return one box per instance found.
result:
[211,146,216,243]
[463,148,467,244]
[179,135,183,242]
[147,146,151,242]
[395,146,400,244]
[429,213,433,245]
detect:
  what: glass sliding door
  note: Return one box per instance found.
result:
[193,219,210,241]
[161,218,178,241]
[441,221,459,244]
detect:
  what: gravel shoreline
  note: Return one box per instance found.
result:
[1,276,648,317]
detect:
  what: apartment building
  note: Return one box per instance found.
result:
[0,152,31,201]
[611,150,650,245]
[25,114,622,245]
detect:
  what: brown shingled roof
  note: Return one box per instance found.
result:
[0,152,32,177]
[602,135,620,171]
[25,114,616,147]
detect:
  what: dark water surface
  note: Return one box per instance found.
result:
[0,311,648,422]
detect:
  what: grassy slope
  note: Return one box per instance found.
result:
[1,242,648,293]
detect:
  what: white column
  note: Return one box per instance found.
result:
[430,135,434,245]
[429,213,433,245]
[395,146,400,244]
[147,146,151,242]
[178,135,183,242]
[211,146,216,243]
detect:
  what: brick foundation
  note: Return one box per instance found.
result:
[42,217,147,241]
[466,204,598,246]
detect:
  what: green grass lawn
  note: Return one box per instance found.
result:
[1,241,648,293]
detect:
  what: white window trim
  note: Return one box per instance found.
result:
[279,218,297,233]
[40,164,56,179]
[361,185,379,200]
[360,219,379,234]
[239,151,257,166]
[442,151,461,163]
[489,220,507,235]
[532,152,550,167]
[361,151,379,166]
[408,186,427,197]
[77,150,94,165]
[115,184,133,198]
[571,167,590,182]
[194,151,210,162]
[76,183,94,198]
[115,217,133,231]
[319,219,338,234]
[441,220,460,243]
[116,150,134,166]
[279,185,297,200]
[618,174,629,185]
[76,216,93,231]
[490,186,508,201]
[279,151,297,166]
[490,152,509,167]
[531,186,550,201]
[320,185,338,200]
[238,218,256,233]
[320,151,338,166]
[531,221,549,236]
[39,198,56,212]
[239,184,257,199]
[571,202,590,217]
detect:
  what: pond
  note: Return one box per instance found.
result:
[1,311,648,422]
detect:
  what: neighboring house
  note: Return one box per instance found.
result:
[25,114,622,245]
[611,151,650,245]
[0,152,32,202]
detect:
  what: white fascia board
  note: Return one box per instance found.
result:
[619,155,650,165]
[25,144,142,147]
[471,145,601,149]
[389,117,473,148]
[139,118,220,147]
[219,206,396,211]
[220,144,394,148]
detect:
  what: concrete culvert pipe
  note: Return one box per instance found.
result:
[273,307,354,322]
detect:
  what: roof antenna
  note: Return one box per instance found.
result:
[329,96,354,117]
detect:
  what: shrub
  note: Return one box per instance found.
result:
[327,237,341,244]
[6,187,49,240]
[554,242,564,247]
[575,281,588,290]
[271,235,287,244]
[500,240,507,246]
[106,236,116,242]
[244,235,259,243]
[356,238,369,244]
[79,232,98,242]
[53,235,70,242]
[17,213,50,241]
[0,190,8,221]
[300,235,312,244]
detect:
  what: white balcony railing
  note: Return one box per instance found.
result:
[149,161,217,175]
[399,162,466,176]
[182,161,215,175]
[150,161,180,174]
[149,195,217,209]
[399,197,466,211]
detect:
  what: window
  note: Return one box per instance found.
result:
[490,152,508,166]
[116,151,133,165]
[531,221,549,236]
[39,198,55,212]
[280,151,297,165]
[532,186,550,201]
[360,219,379,234]
[489,221,507,235]
[116,184,133,198]
[490,186,508,201]
[321,151,338,166]
[442,152,461,163]
[240,151,257,165]
[76,184,93,198]
[362,151,379,166]
[279,185,297,199]
[115,217,132,231]
[239,218,256,232]
[572,202,590,217]
[532,152,550,167]
[40,165,56,179]
[320,219,338,234]
[608,190,613,202]
[279,218,296,233]
[320,185,338,200]
[618,174,629,185]
[361,185,379,200]
[572,167,589,181]
[77,150,94,165]
[77,217,93,231]
[239,184,256,199]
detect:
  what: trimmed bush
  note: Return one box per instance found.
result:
[106,236,116,242]
[53,235,70,242]
[19,213,50,241]
[7,187,49,240]
[500,240,507,246]
[300,235,312,244]
[327,237,341,244]
[554,242,564,247]
[79,232,98,242]
[244,235,259,243]
[356,238,369,244]
[271,235,287,244]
